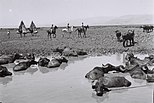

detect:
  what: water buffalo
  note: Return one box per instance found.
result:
[92,76,131,96]
[38,56,68,68]
[62,47,78,57]
[47,57,68,68]
[128,65,146,79]
[13,60,38,71]
[38,57,50,67]
[85,64,126,80]
[0,53,24,65]
[85,67,104,80]
[146,74,154,82]
[53,47,87,56]
[125,53,154,68]
[0,65,12,77]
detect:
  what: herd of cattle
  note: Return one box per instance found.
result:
[85,52,154,96]
[0,47,87,76]
[1,46,154,96]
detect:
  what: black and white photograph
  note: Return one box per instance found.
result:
[0,0,154,103]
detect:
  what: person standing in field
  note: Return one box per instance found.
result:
[7,30,10,39]
[67,23,70,31]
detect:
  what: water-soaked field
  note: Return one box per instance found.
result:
[0,54,153,103]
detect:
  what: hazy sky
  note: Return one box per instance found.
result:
[0,0,154,27]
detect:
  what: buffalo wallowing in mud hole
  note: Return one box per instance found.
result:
[85,52,154,96]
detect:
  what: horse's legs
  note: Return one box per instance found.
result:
[84,32,86,38]
[123,40,126,47]
[53,33,56,38]
[20,33,22,38]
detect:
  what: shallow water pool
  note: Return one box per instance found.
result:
[0,54,153,103]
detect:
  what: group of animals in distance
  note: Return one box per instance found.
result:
[14,21,89,38]
[85,52,154,96]
[6,21,153,48]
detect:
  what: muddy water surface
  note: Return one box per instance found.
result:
[0,54,153,103]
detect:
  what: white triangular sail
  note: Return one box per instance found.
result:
[18,21,27,34]
[30,21,38,33]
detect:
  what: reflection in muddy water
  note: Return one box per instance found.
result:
[0,54,153,103]
[92,92,109,103]
[0,77,12,86]
[13,66,38,75]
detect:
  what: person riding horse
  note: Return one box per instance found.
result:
[75,23,89,38]
[47,24,58,39]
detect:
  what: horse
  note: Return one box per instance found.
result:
[75,25,89,38]
[122,30,135,47]
[47,26,58,39]
[62,26,74,37]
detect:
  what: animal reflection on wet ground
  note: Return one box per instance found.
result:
[0,54,153,103]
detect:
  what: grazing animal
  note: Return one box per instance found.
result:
[47,26,58,39]
[62,26,74,37]
[13,60,38,71]
[0,53,25,65]
[92,76,131,96]
[122,30,135,47]
[0,65,12,77]
[141,25,153,33]
[75,25,89,38]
